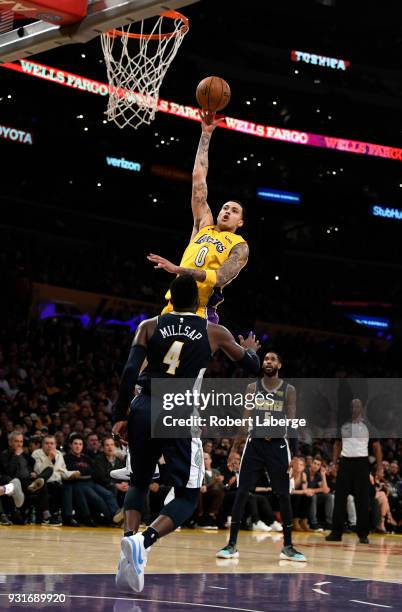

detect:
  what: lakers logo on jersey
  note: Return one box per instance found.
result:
[163,225,247,319]
[194,234,226,253]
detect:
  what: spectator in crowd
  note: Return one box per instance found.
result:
[373,465,398,533]
[290,456,314,531]
[385,461,402,526]
[93,436,127,505]
[28,436,42,454]
[306,455,334,530]
[31,434,81,526]
[197,453,225,528]
[203,440,213,456]
[220,451,241,527]
[86,433,101,459]
[211,438,231,470]
[0,431,55,525]
[64,434,123,527]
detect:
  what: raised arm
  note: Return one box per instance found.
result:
[191,112,223,239]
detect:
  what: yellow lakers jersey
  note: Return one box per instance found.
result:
[163,225,247,319]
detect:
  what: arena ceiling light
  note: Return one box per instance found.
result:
[257,188,301,204]
[347,314,390,330]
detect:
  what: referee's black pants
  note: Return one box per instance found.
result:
[332,457,370,538]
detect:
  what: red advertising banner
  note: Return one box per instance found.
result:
[3,59,402,161]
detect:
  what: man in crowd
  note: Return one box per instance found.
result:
[306,455,334,530]
[197,452,225,528]
[0,431,58,525]
[64,434,123,527]
[32,434,81,526]
[86,433,102,460]
[93,436,128,506]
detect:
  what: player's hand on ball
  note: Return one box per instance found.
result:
[238,332,261,353]
[200,110,226,133]
[147,253,179,274]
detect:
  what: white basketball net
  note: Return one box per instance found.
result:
[101,12,188,129]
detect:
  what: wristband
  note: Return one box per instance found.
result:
[239,348,260,375]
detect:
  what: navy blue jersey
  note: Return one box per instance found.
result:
[250,378,290,438]
[141,312,211,385]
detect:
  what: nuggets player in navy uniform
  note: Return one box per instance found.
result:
[112,275,260,592]
[217,351,306,562]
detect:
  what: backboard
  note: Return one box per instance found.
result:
[0,0,198,62]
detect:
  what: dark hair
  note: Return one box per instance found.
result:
[170,275,199,310]
[226,199,246,221]
[86,432,98,440]
[69,434,84,446]
[264,350,282,363]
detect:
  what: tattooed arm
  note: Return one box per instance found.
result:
[147,241,249,287]
[191,112,223,240]
[215,242,249,287]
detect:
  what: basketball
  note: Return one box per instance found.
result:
[196,76,231,112]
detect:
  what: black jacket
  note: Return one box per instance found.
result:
[0,449,34,480]
[93,453,125,490]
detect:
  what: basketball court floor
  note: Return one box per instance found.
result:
[1,527,401,611]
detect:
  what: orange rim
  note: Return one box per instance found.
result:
[106,10,189,40]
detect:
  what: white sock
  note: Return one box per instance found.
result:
[4,483,14,496]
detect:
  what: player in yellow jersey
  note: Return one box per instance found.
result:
[148,112,249,323]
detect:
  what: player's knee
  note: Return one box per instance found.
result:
[160,487,199,528]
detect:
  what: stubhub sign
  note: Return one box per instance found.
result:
[371,205,402,220]
[106,156,142,172]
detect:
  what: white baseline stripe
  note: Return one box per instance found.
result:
[350,601,392,609]
[312,588,329,595]
[69,594,264,611]
[209,586,228,590]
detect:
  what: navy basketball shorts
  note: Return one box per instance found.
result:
[238,436,291,495]
[127,393,204,489]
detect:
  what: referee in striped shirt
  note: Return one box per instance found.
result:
[326,398,382,544]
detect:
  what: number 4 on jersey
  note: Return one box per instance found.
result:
[163,340,184,375]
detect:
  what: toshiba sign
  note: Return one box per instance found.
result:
[291,50,351,71]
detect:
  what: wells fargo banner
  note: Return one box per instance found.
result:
[3,59,402,162]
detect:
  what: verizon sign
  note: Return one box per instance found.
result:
[291,50,351,71]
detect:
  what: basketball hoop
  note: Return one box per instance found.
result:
[100,10,189,130]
